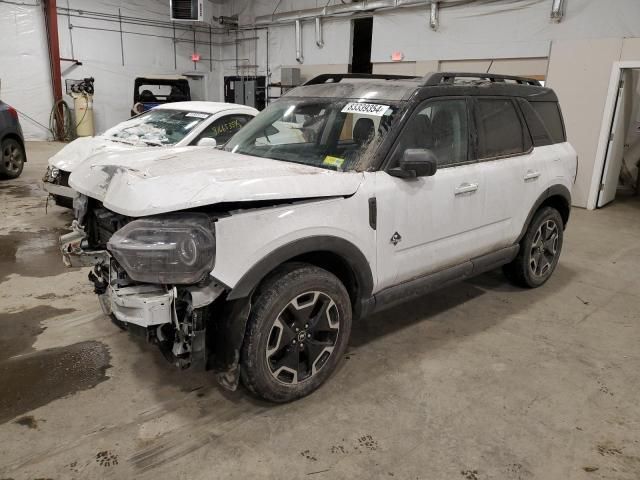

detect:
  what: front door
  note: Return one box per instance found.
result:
[375,97,498,291]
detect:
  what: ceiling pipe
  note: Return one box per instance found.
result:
[253,1,461,26]
[315,17,324,48]
[255,0,397,25]
[429,2,439,30]
[295,19,304,63]
[550,0,564,23]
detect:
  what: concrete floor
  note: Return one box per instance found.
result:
[0,142,639,479]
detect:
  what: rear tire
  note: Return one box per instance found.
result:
[241,263,352,402]
[0,138,25,179]
[503,207,564,288]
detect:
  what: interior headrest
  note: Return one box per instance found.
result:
[353,118,375,145]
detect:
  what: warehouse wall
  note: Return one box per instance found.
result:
[0,3,53,140]
[1,0,224,140]
[225,0,640,79]
[57,0,226,137]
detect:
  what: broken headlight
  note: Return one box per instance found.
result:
[44,165,60,182]
[107,214,215,284]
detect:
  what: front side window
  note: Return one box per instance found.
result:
[391,98,469,167]
[193,114,253,145]
[224,98,399,171]
[475,98,528,158]
[104,109,210,146]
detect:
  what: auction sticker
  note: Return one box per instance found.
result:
[341,102,390,117]
[185,112,210,119]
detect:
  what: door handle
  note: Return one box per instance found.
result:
[454,182,478,195]
[524,170,541,181]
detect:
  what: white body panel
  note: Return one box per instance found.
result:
[69,144,576,294]
[212,187,375,291]
[375,163,496,290]
[69,148,363,217]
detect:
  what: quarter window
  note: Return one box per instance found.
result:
[530,101,566,144]
[392,99,469,167]
[475,99,528,158]
[194,114,253,145]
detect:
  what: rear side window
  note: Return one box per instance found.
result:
[530,101,566,144]
[474,98,529,159]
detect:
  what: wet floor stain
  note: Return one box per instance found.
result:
[0,306,111,424]
[0,340,111,424]
[0,306,75,361]
[0,229,73,283]
[0,183,46,200]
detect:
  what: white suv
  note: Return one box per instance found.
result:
[61,72,577,402]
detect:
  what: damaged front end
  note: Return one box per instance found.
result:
[60,202,250,389]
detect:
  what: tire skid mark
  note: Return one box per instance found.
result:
[129,404,269,473]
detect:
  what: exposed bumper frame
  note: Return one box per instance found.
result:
[43,180,78,199]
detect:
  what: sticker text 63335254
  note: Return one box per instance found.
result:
[341,102,390,117]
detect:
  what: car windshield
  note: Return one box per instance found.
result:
[104,109,209,146]
[224,98,400,171]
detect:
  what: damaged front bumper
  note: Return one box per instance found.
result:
[43,180,77,199]
[60,222,107,267]
[59,222,248,388]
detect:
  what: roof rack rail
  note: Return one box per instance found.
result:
[422,72,541,86]
[304,73,419,86]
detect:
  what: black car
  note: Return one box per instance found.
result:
[0,100,26,179]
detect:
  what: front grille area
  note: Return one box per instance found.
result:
[57,170,70,187]
[86,205,131,250]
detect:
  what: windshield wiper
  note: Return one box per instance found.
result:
[106,137,138,146]
[139,139,164,147]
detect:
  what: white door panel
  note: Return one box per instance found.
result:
[481,151,548,244]
[598,80,626,207]
[374,164,500,291]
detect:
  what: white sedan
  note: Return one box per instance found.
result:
[43,101,258,208]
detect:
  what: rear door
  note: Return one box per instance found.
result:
[471,97,540,245]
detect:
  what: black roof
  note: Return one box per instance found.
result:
[287,72,556,103]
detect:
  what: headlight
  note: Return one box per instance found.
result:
[107,214,215,284]
[44,165,60,182]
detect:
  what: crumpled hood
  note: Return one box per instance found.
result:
[69,147,364,217]
[47,136,140,171]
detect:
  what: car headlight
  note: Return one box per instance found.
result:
[44,165,60,182]
[107,214,215,284]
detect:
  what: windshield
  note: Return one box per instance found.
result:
[104,109,209,146]
[224,98,399,171]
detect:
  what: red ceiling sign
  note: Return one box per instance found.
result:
[191,53,201,62]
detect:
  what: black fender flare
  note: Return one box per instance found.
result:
[227,235,374,302]
[517,184,571,243]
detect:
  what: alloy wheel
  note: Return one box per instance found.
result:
[529,219,559,278]
[2,142,23,175]
[266,291,340,385]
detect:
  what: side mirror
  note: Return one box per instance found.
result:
[197,137,217,147]
[388,149,438,179]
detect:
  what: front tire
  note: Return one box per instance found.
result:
[0,138,25,179]
[241,263,352,402]
[503,206,564,288]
